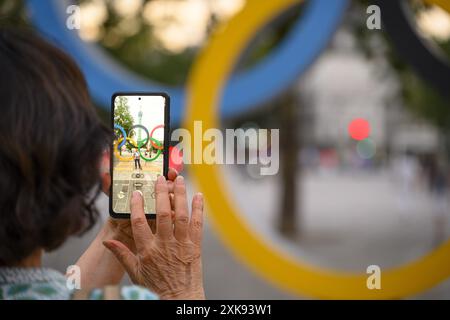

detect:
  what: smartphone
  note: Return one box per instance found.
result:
[110,92,170,219]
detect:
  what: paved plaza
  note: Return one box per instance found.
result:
[112,155,163,214]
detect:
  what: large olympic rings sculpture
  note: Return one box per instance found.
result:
[29,0,450,299]
[184,0,450,299]
[114,124,163,162]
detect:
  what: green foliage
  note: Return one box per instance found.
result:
[401,70,450,130]
[114,96,134,138]
[238,5,303,71]
[76,0,200,86]
[0,0,26,26]
[85,0,303,87]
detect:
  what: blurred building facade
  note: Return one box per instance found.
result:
[297,29,440,167]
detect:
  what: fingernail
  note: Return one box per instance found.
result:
[195,193,204,209]
[100,166,109,174]
[133,190,143,199]
[157,175,166,184]
[176,175,184,183]
[195,193,204,204]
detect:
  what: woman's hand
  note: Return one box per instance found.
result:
[75,168,179,290]
[75,150,182,291]
[103,175,205,300]
[101,148,179,244]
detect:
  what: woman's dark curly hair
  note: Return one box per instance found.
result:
[0,28,112,265]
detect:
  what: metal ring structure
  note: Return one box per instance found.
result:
[139,138,163,162]
[127,124,150,149]
[114,137,137,161]
[184,0,450,299]
[114,124,127,150]
[149,125,165,150]
[376,0,450,99]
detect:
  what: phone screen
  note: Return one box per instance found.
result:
[111,93,169,217]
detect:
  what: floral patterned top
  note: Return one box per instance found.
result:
[0,268,158,300]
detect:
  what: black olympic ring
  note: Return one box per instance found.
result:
[127,124,150,149]
[376,0,450,99]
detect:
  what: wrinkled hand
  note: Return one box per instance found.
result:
[103,175,205,300]
[100,148,179,245]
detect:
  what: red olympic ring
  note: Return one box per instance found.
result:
[149,124,165,150]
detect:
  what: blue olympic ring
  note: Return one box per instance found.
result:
[114,124,127,150]
[27,0,349,123]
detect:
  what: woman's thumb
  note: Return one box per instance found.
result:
[103,240,137,276]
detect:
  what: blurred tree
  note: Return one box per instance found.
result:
[77,0,302,86]
[114,96,134,132]
[353,0,450,161]
[76,0,194,86]
[114,96,134,153]
[278,88,300,237]
[0,0,26,26]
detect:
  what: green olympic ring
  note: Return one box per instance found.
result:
[139,137,163,162]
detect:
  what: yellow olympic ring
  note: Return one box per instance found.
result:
[184,0,450,299]
[114,137,138,161]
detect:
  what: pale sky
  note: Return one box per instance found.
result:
[121,95,166,142]
[417,6,450,41]
[79,0,245,52]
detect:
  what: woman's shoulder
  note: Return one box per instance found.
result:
[0,283,158,300]
[0,268,158,300]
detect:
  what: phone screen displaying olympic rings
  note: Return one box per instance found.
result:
[110,93,169,218]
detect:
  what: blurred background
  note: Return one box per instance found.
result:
[1,0,450,299]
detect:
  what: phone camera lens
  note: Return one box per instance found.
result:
[139,97,141,100]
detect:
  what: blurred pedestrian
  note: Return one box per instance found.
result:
[395,150,419,216]
[133,148,142,170]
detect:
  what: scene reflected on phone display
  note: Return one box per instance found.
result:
[112,95,166,214]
